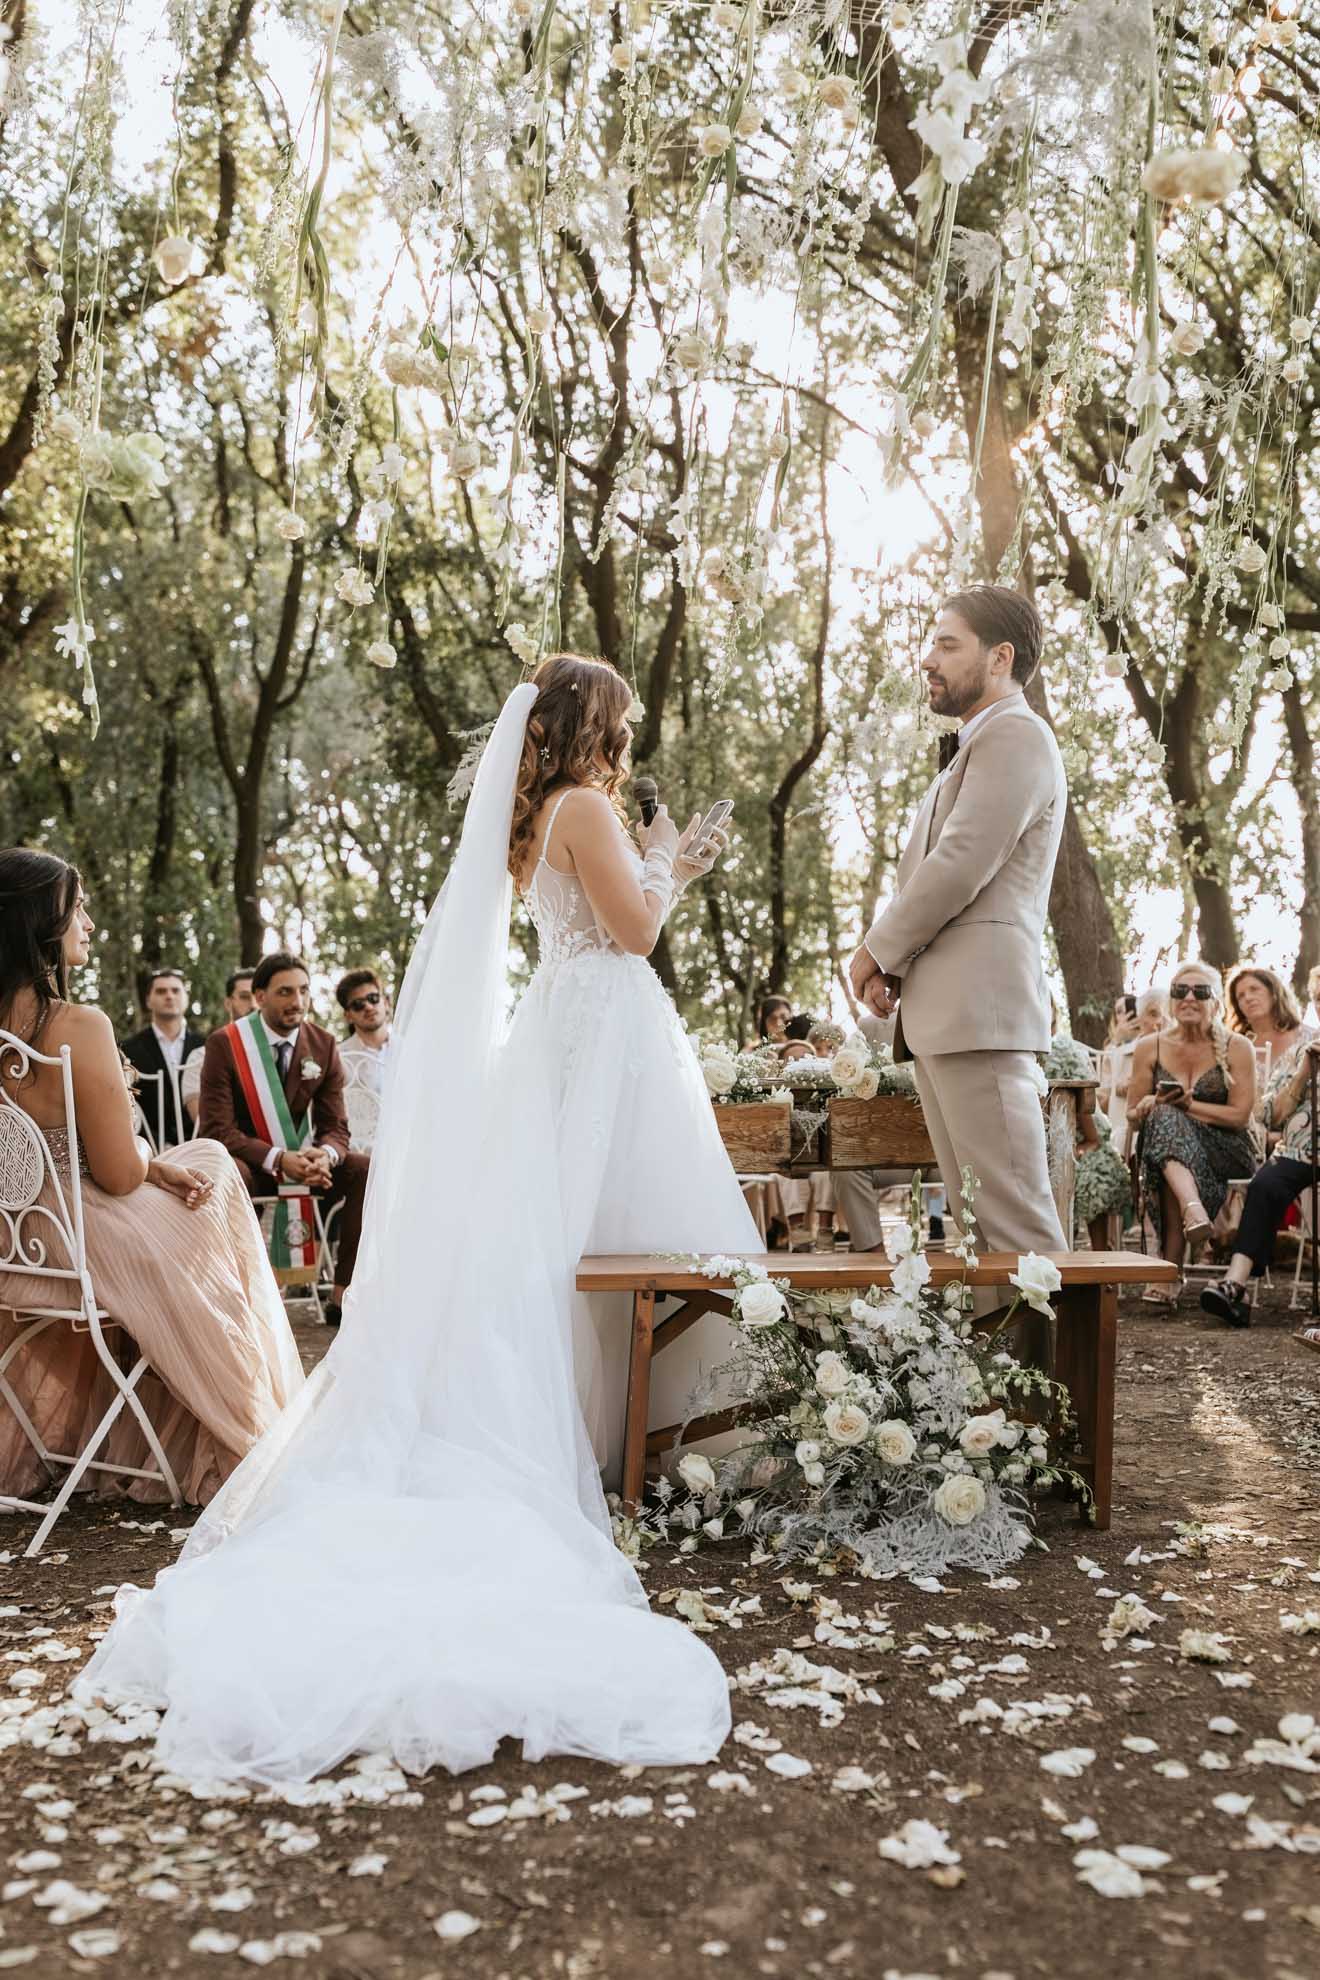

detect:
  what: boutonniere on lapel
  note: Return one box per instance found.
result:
[300,1057,321,1082]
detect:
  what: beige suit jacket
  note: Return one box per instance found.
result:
[864,696,1066,1060]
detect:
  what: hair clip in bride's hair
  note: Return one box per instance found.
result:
[568,680,581,698]
[540,744,551,764]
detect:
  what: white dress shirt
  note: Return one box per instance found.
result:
[152,1023,186,1071]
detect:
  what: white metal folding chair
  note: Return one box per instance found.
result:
[1290,1189,1315,1313]
[341,1055,382,1155]
[131,1067,169,1153]
[0,1029,181,1556]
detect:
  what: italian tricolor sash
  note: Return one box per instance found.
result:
[228,1013,317,1270]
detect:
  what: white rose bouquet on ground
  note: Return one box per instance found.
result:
[636,1191,1083,1581]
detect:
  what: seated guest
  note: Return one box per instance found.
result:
[1126,962,1257,1304]
[0,851,303,1507]
[756,995,792,1047]
[783,1013,815,1044]
[1099,987,1166,1144]
[181,967,255,1122]
[198,951,369,1325]
[808,1019,846,1058]
[1045,1033,1131,1248]
[335,967,393,1152]
[1227,963,1313,1087]
[1201,1037,1320,1341]
[120,966,206,1148]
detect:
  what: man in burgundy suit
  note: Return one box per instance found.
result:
[198,951,370,1324]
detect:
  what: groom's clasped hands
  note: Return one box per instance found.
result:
[848,941,901,1020]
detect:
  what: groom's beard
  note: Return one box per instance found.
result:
[926,659,989,720]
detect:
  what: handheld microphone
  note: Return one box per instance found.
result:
[634,776,660,826]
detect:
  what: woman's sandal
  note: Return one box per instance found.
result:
[1293,1324,1320,1354]
[1182,1199,1212,1246]
[1141,1279,1184,1308]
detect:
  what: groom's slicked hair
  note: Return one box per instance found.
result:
[944,585,1043,685]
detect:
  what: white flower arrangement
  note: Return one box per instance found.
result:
[636,1194,1083,1580]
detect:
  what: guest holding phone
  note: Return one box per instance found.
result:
[1126,961,1257,1304]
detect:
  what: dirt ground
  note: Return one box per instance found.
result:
[2,1280,1319,1980]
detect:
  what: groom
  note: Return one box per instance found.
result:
[849,585,1068,1303]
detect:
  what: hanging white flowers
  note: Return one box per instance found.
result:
[335,568,374,607]
[695,122,733,159]
[276,511,306,541]
[365,637,397,670]
[672,330,713,374]
[81,430,168,500]
[1141,147,1247,205]
[152,235,202,286]
[1235,540,1268,576]
[1168,320,1204,358]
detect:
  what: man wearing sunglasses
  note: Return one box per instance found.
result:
[336,969,393,1155]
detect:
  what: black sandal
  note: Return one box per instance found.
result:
[1200,1279,1251,1329]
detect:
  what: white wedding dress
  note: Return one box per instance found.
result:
[76,684,760,1785]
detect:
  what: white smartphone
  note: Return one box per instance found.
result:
[691,799,734,855]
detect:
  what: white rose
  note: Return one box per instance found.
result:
[1009,1253,1062,1315]
[875,1420,916,1466]
[1289,316,1312,343]
[672,331,712,373]
[777,64,811,102]
[890,2,913,27]
[695,123,733,159]
[767,430,789,460]
[1140,146,1246,206]
[802,1461,825,1487]
[1282,356,1306,386]
[609,41,636,71]
[735,106,762,139]
[449,438,482,479]
[814,1351,850,1398]
[526,306,552,336]
[702,1051,737,1096]
[153,234,201,286]
[366,638,397,670]
[276,511,306,541]
[677,1451,716,1496]
[737,1281,785,1329]
[958,1411,1005,1459]
[933,1474,987,1527]
[1169,319,1204,357]
[829,1044,865,1087]
[794,1440,821,1467]
[711,0,740,26]
[819,76,855,111]
[335,568,374,608]
[50,410,83,444]
[823,1400,869,1447]
[852,1067,880,1101]
[1236,539,1267,575]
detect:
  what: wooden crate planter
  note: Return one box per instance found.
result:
[828,1093,936,1169]
[713,1101,792,1173]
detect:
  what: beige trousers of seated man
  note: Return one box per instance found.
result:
[913,1049,1065,1319]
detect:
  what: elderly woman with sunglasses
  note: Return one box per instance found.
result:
[1126,961,1257,1303]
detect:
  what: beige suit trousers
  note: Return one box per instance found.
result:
[913,1051,1065,1317]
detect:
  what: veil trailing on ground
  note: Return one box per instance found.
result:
[78,682,731,1783]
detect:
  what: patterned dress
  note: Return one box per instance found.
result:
[1140,1057,1256,1243]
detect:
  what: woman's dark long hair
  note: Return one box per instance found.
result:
[0,849,81,1042]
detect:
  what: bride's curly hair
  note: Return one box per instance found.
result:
[508,654,633,881]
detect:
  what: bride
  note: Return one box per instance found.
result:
[77,656,763,1783]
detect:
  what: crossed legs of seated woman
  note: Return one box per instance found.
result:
[0,852,304,1505]
[1201,1036,1320,1341]
[1125,962,1258,1305]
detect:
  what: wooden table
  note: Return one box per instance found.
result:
[577,1250,1179,1531]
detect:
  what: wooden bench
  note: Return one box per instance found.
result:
[576,1251,1180,1531]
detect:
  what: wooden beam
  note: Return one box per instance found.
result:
[577,1251,1179,1293]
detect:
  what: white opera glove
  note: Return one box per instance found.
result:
[640,845,676,917]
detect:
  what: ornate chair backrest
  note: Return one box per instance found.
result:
[0,1028,93,1305]
[341,1052,382,1153]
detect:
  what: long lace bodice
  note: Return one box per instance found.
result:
[523,792,641,966]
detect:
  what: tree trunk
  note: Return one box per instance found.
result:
[140,721,182,975]
[951,314,1125,1042]
[232,780,266,965]
[1281,680,1320,992]
[1159,682,1238,970]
